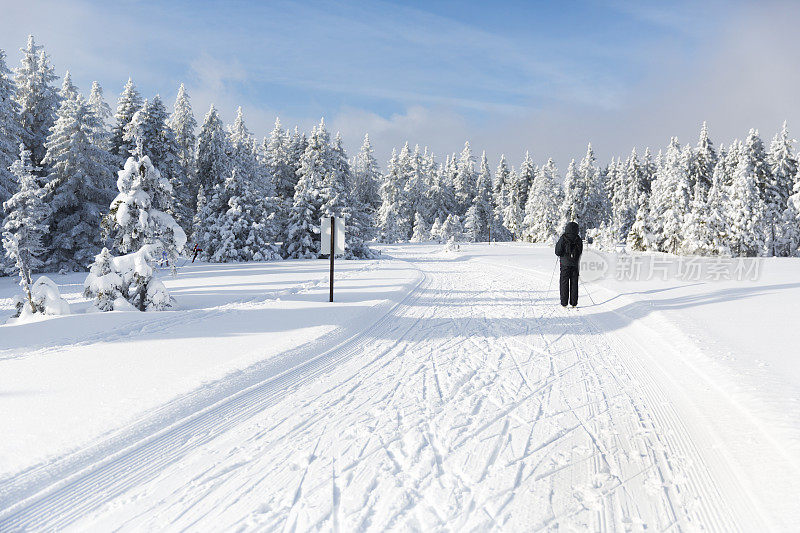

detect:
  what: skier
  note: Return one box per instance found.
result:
[555,221,583,308]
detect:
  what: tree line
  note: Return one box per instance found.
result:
[3,36,800,290]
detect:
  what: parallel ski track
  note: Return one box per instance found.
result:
[0,262,425,531]
[1,250,749,531]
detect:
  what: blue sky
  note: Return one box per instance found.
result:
[2,0,800,170]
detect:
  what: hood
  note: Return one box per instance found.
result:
[564,221,579,236]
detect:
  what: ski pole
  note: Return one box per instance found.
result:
[579,276,597,306]
[546,258,558,300]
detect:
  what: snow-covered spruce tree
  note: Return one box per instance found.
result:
[377,149,406,243]
[491,154,513,242]
[467,151,493,242]
[87,81,112,149]
[42,93,116,271]
[516,151,536,212]
[727,135,768,257]
[402,145,427,236]
[106,145,187,267]
[689,122,717,201]
[430,216,444,243]
[14,36,59,170]
[647,138,691,253]
[681,181,716,256]
[626,201,652,252]
[168,84,198,222]
[493,154,511,214]
[619,148,646,239]
[0,49,22,221]
[560,159,586,229]
[264,118,292,199]
[328,132,375,258]
[579,143,607,230]
[767,122,797,256]
[207,107,279,262]
[523,158,561,243]
[427,156,457,226]
[453,141,476,215]
[502,167,523,239]
[168,84,197,178]
[109,78,143,161]
[194,104,230,194]
[441,213,464,242]
[350,134,382,226]
[59,70,77,102]
[2,145,49,287]
[283,120,331,258]
[124,96,194,235]
[410,212,429,242]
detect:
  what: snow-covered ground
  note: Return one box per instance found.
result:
[0,243,798,531]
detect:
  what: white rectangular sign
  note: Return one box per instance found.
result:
[320,216,345,255]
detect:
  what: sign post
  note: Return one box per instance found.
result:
[329,216,335,302]
[321,216,345,302]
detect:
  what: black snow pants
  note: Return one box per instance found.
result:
[559,264,579,307]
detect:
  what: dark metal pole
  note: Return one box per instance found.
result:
[329,216,335,303]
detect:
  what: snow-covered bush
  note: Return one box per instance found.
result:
[11,276,70,320]
[84,244,171,311]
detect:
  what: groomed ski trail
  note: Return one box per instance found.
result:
[1,248,749,531]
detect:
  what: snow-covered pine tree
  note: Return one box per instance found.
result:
[453,141,476,215]
[106,144,187,266]
[109,78,143,161]
[206,107,278,262]
[626,201,651,252]
[377,148,405,243]
[59,70,77,102]
[648,138,691,253]
[168,84,197,176]
[124,96,192,234]
[14,36,59,170]
[727,135,768,257]
[168,84,197,216]
[441,213,464,242]
[503,166,523,239]
[463,205,480,242]
[194,104,230,194]
[427,157,457,225]
[42,92,116,271]
[283,119,331,258]
[327,132,374,258]
[579,143,607,230]
[641,147,656,194]
[469,151,493,242]
[2,145,50,287]
[0,49,22,221]
[560,159,586,230]
[516,151,535,212]
[87,81,112,149]
[767,122,797,256]
[689,122,717,201]
[430,216,444,243]
[351,134,382,213]
[493,154,510,214]
[491,154,512,241]
[619,148,645,239]
[410,212,429,242]
[523,158,561,242]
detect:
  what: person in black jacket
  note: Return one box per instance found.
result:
[554,221,583,307]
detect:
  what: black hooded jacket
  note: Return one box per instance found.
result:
[555,222,583,267]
